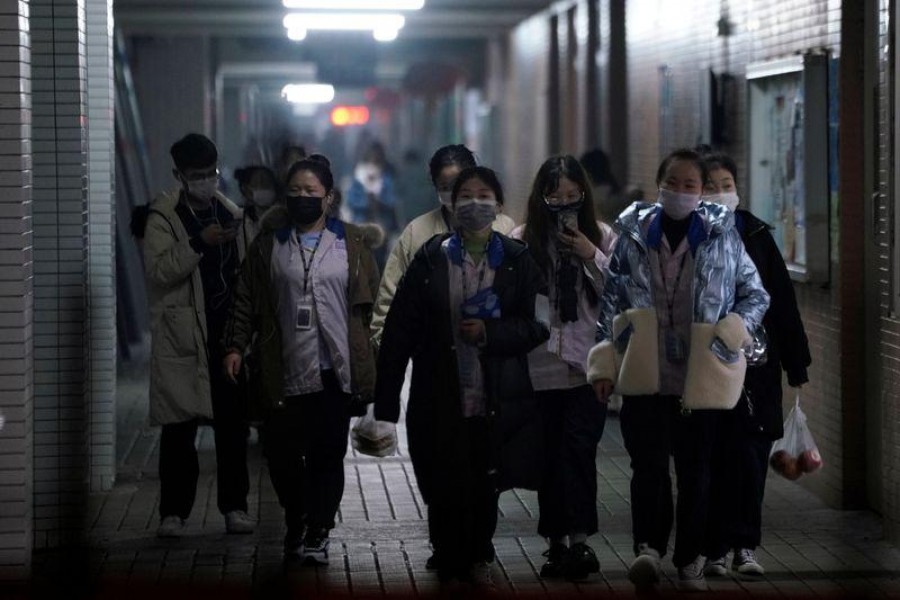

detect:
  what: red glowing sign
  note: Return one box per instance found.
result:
[330,105,370,126]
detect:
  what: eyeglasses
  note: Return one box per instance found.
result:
[181,167,220,182]
[543,192,583,207]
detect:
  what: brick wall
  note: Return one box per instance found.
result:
[0,0,33,580]
[30,0,89,548]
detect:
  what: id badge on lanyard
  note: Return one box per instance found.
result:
[296,302,314,331]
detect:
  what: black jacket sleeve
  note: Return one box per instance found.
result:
[373,248,430,423]
[482,250,550,358]
[758,228,811,386]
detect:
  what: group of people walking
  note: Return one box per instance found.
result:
[140,132,809,593]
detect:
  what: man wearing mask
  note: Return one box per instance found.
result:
[143,133,254,538]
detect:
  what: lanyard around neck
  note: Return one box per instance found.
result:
[297,230,324,296]
[658,250,688,328]
[461,245,489,302]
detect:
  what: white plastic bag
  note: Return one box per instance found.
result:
[768,391,823,480]
[350,404,398,458]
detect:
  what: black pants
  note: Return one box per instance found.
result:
[536,384,607,539]
[429,417,499,579]
[263,370,351,534]
[619,395,716,568]
[706,405,772,558]
[158,345,250,519]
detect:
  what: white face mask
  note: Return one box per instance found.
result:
[657,188,700,220]
[438,190,453,207]
[186,177,218,201]
[252,189,276,208]
[703,192,740,212]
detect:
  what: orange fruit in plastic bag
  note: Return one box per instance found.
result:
[798,448,823,473]
[770,449,801,480]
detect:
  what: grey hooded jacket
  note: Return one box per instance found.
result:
[596,201,770,343]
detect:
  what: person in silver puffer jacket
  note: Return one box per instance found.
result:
[586,148,769,592]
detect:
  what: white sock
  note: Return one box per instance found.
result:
[569,533,587,545]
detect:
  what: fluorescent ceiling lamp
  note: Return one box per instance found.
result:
[284,12,405,42]
[281,83,335,104]
[283,0,424,9]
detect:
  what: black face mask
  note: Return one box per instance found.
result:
[286,195,324,225]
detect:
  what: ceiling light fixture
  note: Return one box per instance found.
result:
[281,83,335,104]
[283,0,424,9]
[284,12,405,42]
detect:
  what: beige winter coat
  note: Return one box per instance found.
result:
[143,190,243,425]
[370,206,516,345]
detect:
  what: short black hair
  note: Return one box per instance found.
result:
[234,165,277,188]
[451,166,504,206]
[170,133,218,171]
[428,144,477,185]
[700,152,739,185]
[655,148,708,186]
[579,147,620,193]
[130,204,150,240]
[286,157,335,193]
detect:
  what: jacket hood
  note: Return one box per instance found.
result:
[260,204,385,249]
[615,200,736,242]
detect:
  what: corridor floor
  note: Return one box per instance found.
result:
[21,363,900,598]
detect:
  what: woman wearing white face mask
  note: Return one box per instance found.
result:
[374,166,549,588]
[699,152,811,579]
[234,165,278,264]
[370,145,515,350]
[586,148,770,592]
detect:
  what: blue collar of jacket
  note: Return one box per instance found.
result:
[275,217,344,245]
[646,210,708,255]
[447,231,505,269]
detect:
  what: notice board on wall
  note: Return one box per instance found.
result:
[746,53,830,283]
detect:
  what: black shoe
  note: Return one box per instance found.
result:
[426,550,442,570]
[563,542,600,580]
[283,527,305,559]
[539,543,569,578]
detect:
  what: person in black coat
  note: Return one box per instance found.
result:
[374,166,549,588]
[699,152,812,577]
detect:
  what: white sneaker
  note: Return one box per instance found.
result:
[677,554,709,592]
[225,510,255,534]
[704,555,727,577]
[628,543,661,587]
[470,561,497,590]
[733,548,765,576]
[302,529,330,565]
[156,515,185,538]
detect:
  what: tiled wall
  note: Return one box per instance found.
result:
[30,0,89,548]
[0,0,33,580]
[85,0,114,493]
[876,0,900,542]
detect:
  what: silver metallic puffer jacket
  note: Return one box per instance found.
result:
[596,201,770,342]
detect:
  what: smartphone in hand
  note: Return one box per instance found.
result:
[558,211,578,234]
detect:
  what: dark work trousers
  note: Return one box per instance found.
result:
[536,384,608,539]
[705,405,772,558]
[430,417,499,580]
[158,342,250,519]
[619,395,717,568]
[263,370,351,535]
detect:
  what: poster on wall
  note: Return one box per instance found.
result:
[747,54,830,283]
